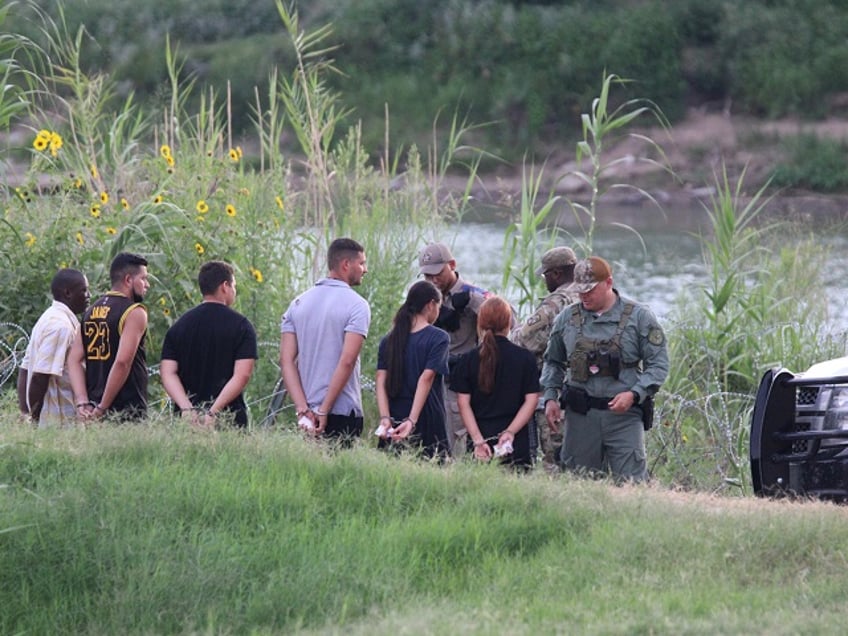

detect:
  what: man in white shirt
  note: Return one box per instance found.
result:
[17,269,90,426]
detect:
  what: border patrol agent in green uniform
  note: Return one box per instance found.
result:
[540,256,668,481]
[509,246,578,469]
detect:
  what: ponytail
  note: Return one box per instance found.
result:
[385,280,442,398]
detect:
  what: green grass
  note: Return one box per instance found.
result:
[4,420,848,634]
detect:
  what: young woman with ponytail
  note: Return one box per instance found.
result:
[450,295,540,467]
[375,280,450,459]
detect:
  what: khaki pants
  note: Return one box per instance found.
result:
[445,388,468,459]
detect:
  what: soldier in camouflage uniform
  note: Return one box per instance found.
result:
[541,256,668,482]
[509,246,578,469]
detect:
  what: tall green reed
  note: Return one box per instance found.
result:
[655,166,845,493]
[567,72,672,255]
[500,72,674,313]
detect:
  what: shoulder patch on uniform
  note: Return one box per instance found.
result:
[648,327,665,346]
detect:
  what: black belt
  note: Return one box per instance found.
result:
[564,385,612,413]
[586,395,612,410]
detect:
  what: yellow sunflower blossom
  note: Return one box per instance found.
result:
[121,197,129,210]
[90,204,101,218]
[49,132,62,154]
[36,129,51,141]
[165,155,175,167]
[196,200,209,214]
[195,215,206,223]
[228,148,240,162]
[74,178,83,189]
[163,308,171,317]
[90,163,98,179]
[24,232,36,248]
[33,136,48,151]
[158,297,167,306]
[100,191,109,204]
[250,267,264,283]
[275,196,284,210]
[225,204,237,217]
[106,226,117,235]
[153,195,163,204]
[160,144,171,158]
[195,242,205,255]
[238,187,250,197]
[75,232,84,245]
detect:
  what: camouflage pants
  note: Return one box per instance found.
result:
[536,410,563,470]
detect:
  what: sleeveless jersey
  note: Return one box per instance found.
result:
[82,291,148,415]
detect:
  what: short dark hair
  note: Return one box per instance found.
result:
[109,252,148,284]
[198,260,234,296]
[51,268,85,300]
[327,238,364,271]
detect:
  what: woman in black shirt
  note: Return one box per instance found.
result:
[450,295,540,467]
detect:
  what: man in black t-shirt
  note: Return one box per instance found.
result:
[160,261,258,427]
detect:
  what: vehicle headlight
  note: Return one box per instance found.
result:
[824,386,848,430]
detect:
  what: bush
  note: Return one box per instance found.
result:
[771,133,848,192]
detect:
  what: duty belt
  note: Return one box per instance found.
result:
[584,395,612,411]
[563,385,612,414]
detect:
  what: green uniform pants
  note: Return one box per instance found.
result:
[561,406,647,482]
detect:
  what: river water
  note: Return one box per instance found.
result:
[446,210,848,335]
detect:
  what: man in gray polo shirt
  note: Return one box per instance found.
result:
[280,238,371,444]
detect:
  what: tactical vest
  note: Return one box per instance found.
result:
[568,302,639,382]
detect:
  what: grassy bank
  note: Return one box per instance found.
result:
[3,422,848,634]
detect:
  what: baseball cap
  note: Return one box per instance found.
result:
[419,242,453,275]
[567,256,612,293]
[535,246,578,276]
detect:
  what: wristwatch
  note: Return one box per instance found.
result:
[630,390,640,405]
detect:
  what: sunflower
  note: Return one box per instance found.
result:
[225,204,237,217]
[24,232,36,248]
[153,195,163,204]
[195,242,205,255]
[250,267,264,283]
[196,200,209,214]
[90,204,101,218]
[49,133,63,156]
[100,191,109,204]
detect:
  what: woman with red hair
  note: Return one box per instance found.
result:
[450,295,540,467]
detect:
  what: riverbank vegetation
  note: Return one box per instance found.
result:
[7,0,848,167]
